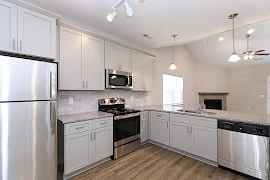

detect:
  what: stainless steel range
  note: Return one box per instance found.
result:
[98,98,141,159]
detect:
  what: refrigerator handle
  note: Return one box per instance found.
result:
[50,101,57,134]
[50,70,56,100]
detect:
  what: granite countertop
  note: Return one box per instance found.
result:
[133,105,270,126]
[58,111,113,124]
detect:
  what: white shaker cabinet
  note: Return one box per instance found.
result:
[0,0,17,53]
[132,51,143,91]
[192,125,217,162]
[65,131,93,174]
[18,7,56,59]
[83,35,105,90]
[60,27,84,90]
[140,111,149,142]
[59,27,105,90]
[170,121,193,153]
[92,126,113,163]
[105,41,132,72]
[142,55,154,91]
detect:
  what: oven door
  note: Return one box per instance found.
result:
[114,113,140,147]
[106,69,132,89]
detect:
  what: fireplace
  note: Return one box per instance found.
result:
[204,99,222,110]
[199,93,228,110]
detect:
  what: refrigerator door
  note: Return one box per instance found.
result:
[0,101,57,180]
[0,55,57,102]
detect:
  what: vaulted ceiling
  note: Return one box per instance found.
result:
[16,0,270,49]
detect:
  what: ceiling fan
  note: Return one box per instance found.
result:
[242,34,270,60]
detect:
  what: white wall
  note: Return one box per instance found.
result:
[195,61,229,93]
[150,46,197,108]
[228,64,270,114]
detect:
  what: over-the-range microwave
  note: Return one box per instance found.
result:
[105,69,133,89]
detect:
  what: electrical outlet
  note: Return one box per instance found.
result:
[68,97,73,104]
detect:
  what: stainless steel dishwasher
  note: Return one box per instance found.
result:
[218,120,269,180]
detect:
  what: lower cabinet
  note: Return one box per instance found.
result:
[93,126,113,162]
[151,119,169,146]
[192,125,217,162]
[64,118,113,175]
[140,112,149,143]
[65,131,93,174]
[170,121,192,153]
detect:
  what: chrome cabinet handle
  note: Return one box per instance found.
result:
[90,133,93,141]
[167,122,169,129]
[187,126,189,133]
[94,133,96,140]
[75,126,84,130]
[20,40,22,52]
[100,122,107,125]
[13,38,16,51]
[190,127,192,134]
[86,81,88,89]
[82,81,85,89]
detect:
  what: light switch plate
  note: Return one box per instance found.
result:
[68,97,73,104]
[260,95,265,98]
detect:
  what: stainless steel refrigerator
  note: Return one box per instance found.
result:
[0,55,57,180]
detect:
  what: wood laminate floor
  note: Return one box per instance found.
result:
[71,144,248,180]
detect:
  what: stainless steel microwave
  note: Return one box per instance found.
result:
[106,69,133,89]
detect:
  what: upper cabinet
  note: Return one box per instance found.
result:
[105,41,132,72]
[132,51,154,91]
[18,7,56,59]
[59,26,105,90]
[0,1,17,53]
[0,1,56,59]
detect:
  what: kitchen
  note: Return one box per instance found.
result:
[1,0,270,180]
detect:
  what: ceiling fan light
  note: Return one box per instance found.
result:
[169,63,177,70]
[228,53,241,62]
[244,54,253,60]
[107,10,117,22]
[124,1,134,17]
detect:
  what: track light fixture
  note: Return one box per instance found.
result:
[107,0,144,22]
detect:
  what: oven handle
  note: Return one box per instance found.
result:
[114,112,141,120]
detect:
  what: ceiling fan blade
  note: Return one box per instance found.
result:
[255,50,265,53]
[254,53,270,56]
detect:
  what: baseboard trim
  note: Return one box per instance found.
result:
[148,140,218,167]
[63,157,111,180]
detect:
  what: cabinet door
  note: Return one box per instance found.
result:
[150,119,169,146]
[141,120,149,142]
[18,7,56,59]
[132,51,143,91]
[193,125,217,162]
[0,0,17,53]
[59,27,84,90]
[93,126,113,163]
[65,131,92,175]
[105,41,118,70]
[143,56,154,91]
[84,35,105,90]
[119,46,131,72]
[170,122,192,153]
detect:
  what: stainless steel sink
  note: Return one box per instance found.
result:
[177,109,217,115]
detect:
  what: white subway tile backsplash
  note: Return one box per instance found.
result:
[58,90,152,115]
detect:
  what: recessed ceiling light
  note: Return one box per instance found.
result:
[247,28,254,34]
[219,36,224,42]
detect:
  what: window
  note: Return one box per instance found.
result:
[163,74,183,105]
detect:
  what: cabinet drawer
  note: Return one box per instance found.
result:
[170,113,191,124]
[141,111,149,120]
[192,117,217,129]
[93,117,113,129]
[66,121,92,135]
[151,111,169,121]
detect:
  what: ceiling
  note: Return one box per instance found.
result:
[18,0,270,49]
[186,19,270,68]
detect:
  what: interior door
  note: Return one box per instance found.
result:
[93,126,113,163]
[18,7,56,59]
[0,56,57,101]
[84,35,105,90]
[132,51,143,91]
[59,27,84,90]
[0,0,17,53]
[0,101,57,180]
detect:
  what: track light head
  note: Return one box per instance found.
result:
[107,9,117,22]
[124,1,134,17]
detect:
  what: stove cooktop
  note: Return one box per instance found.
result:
[100,108,140,116]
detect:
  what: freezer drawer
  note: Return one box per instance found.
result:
[0,55,57,101]
[0,101,57,180]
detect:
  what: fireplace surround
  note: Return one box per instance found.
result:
[199,93,228,110]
